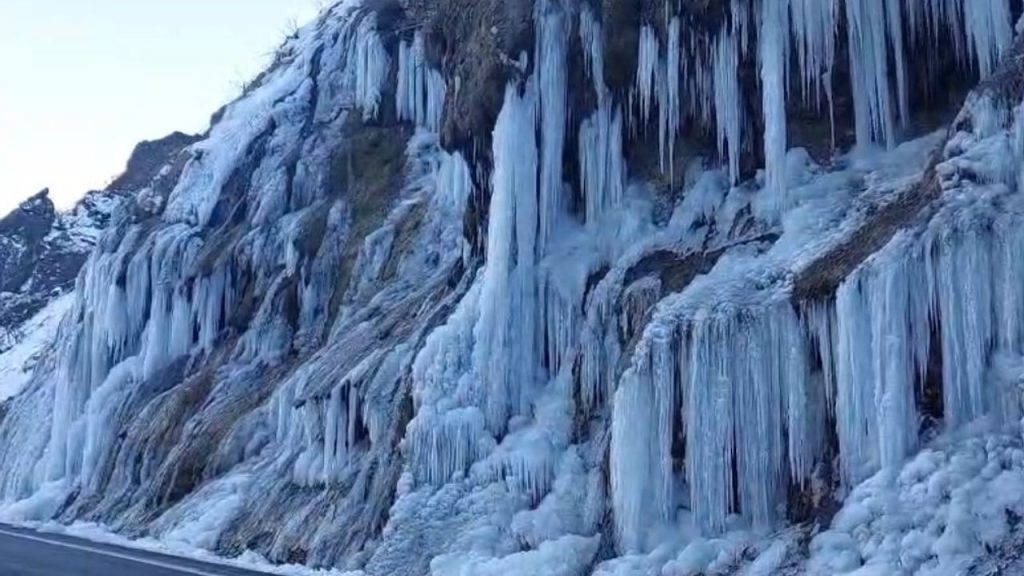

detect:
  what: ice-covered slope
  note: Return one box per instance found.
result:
[1,1,1024,575]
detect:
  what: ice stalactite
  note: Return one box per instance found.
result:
[436,150,473,224]
[632,17,684,177]
[579,106,627,224]
[846,0,897,147]
[964,0,1014,78]
[839,0,1013,148]
[825,215,1024,486]
[536,0,568,253]
[611,346,665,553]
[397,33,446,133]
[612,293,824,546]
[579,286,622,418]
[886,0,911,129]
[579,9,626,224]
[350,13,390,121]
[713,30,743,186]
[758,0,790,217]
[663,18,682,178]
[474,82,541,434]
[45,219,214,485]
[579,6,606,105]
[833,241,929,485]
[790,0,837,108]
[812,96,1024,488]
[635,26,660,130]
[687,305,818,534]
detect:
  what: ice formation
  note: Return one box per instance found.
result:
[1,1,1023,575]
[397,33,446,133]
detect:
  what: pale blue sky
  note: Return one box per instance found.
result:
[0,0,321,216]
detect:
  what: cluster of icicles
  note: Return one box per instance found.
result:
[632,0,1013,216]
[607,94,1024,550]
[403,0,1023,553]
[3,0,1021,563]
[0,3,403,501]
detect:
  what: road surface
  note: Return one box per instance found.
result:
[0,524,267,576]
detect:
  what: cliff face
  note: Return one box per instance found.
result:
[1,1,1023,575]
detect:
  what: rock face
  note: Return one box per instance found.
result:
[1,2,1024,576]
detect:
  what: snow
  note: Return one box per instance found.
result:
[430,535,599,576]
[3,519,362,576]
[0,294,73,402]
[810,419,1024,575]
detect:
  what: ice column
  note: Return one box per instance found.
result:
[759,0,790,215]
[713,30,743,186]
[536,0,568,252]
[474,82,541,433]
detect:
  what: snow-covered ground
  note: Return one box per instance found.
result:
[810,421,1024,576]
[0,516,360,576]
[0,294,73,402]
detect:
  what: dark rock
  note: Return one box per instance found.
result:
[108,132,201,192]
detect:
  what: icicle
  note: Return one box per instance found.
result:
[613,294,820,541]
[635,26,659,128]
[685,317,737,534]
[759,0,790,216]
[396,33,447,132]
[803,301,838,412]
[349,14,389,120]
[611,351,664,551]
[789,0,837,108]
[846,0,896,148]
[713,30,743,186]
[833,240,929,485]
[885,0,911,129]
[436,151,473,217]
[579,102,626,223]
[963,0,1013,78]
[474,82,540,433]
[732,0,752,56]
[577,7,626,223]
[661,17,682,178]
[536,0,568,253]
[580,278,622,417]
[931,229,994,428]
[579,6,607,105]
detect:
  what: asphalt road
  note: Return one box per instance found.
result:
[0,524,267,576]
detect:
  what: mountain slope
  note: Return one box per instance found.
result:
[0,1,1023,575]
